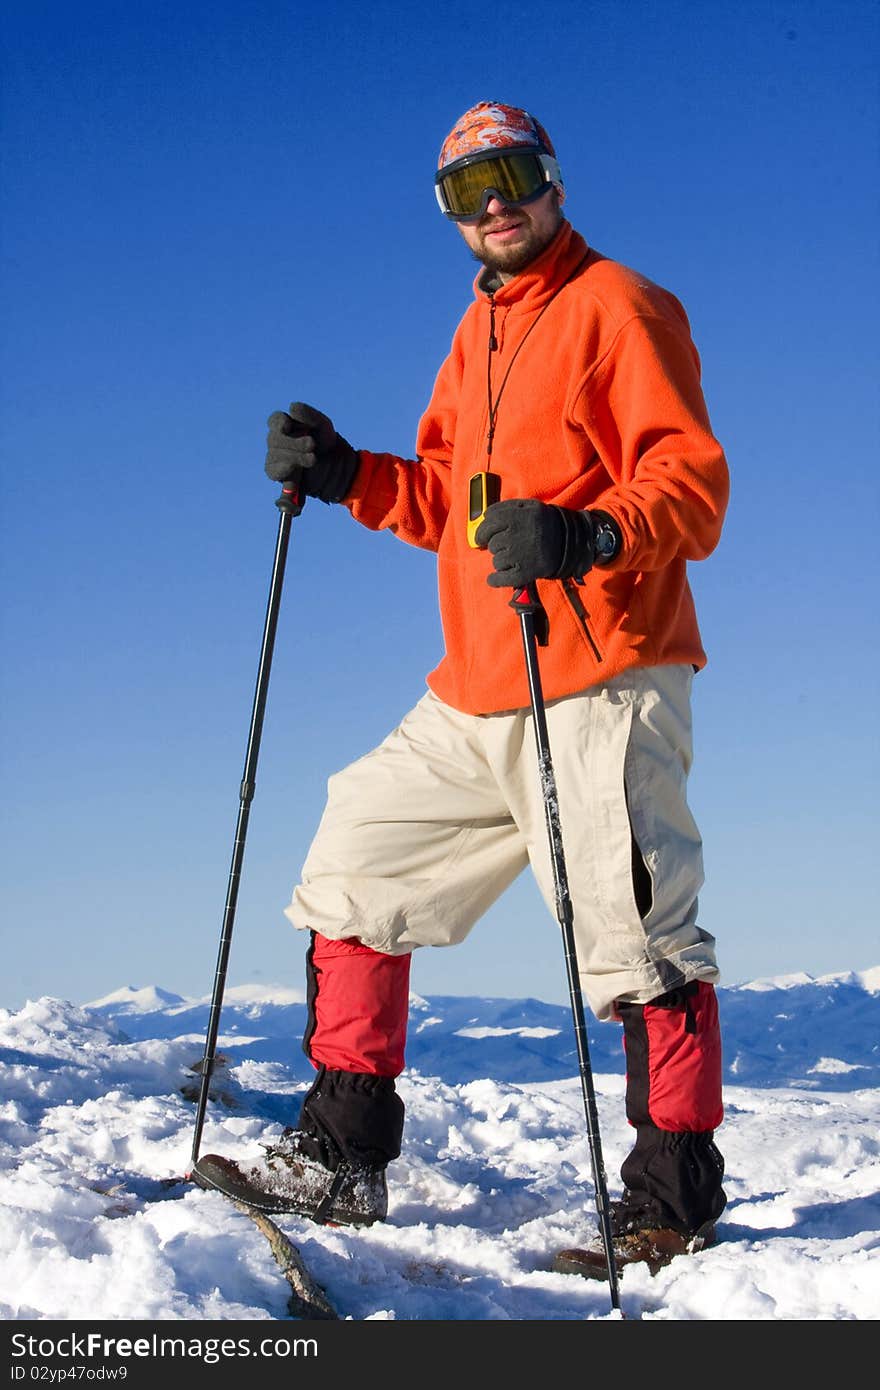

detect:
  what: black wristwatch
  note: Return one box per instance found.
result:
[592,511,622,566]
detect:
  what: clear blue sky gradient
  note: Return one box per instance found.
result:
[2,0,878,1010]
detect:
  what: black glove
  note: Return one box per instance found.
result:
[475,498,620,588]
[265,402,359,504]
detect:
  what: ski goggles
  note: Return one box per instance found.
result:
[434,148,562,222]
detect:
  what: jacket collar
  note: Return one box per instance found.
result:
[473,220,591,313]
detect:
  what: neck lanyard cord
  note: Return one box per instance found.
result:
[485,251,590,466]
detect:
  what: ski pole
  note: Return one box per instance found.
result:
[187,475,305,1174]
[509,584,622,1312]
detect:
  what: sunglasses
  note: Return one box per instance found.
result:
[435,148,562,222]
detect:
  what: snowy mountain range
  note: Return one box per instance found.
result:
[85,967,880,1091]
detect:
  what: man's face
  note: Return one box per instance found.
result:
[455,186,563,280]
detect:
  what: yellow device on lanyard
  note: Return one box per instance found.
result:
[466,471,501,548]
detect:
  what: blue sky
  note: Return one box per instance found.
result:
[2,0,878,1011]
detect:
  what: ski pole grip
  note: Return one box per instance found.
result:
[510,584,550,646]
[277,470,306,516]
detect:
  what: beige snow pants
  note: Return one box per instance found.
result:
[285,663,719,1021]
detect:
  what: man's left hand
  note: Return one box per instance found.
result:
[475,498,601,588]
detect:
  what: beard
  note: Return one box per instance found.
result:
[469,201,564,275]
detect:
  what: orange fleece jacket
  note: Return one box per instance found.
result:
[344,221,729,715]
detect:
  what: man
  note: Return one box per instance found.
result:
[193,101,730,1279]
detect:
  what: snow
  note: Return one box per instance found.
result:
[0,971,877,1323]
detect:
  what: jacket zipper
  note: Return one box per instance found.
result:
[561,577,603,662]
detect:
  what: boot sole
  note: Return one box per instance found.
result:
[551,1247,671,1280]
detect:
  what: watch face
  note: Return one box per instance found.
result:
[597,526,615,556]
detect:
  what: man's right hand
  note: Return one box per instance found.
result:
[265,402,359,504]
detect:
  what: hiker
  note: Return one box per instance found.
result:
[194,100,729,1277]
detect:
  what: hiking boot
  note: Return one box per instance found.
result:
[552,1216,717,1280]
[191,1128,388,1227]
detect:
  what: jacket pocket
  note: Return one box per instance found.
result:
[561,577,603,662]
